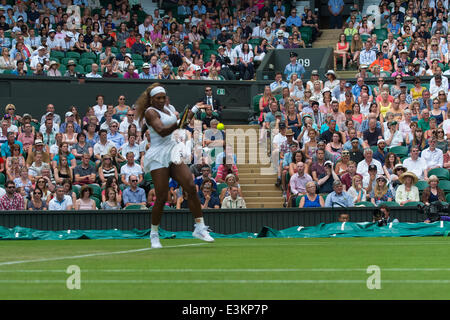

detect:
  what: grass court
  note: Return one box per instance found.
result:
[1,237,450,300]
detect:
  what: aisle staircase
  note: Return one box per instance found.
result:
[312,28,359,79]
[225,125,284,208]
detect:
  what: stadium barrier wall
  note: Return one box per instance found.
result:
[0,76,270,124]
[0,207,424,234]
[256,48,334,81]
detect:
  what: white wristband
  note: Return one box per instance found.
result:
[191,105,199,113]
[177,119,181,125]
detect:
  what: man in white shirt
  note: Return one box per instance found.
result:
[430,74,448,99]
[40,104,61,126]
[359,40,376,66]
[93,94,107,121]
[120,151,143,186]
[93,129,116,162]
[120,134,140,161]
[421,137,444,170]
[46,29,63,51]
[119,109,141,137]
[138,17,154,37]
[30,46,48,70]
[48,185,73,210]
[384,121,403,147]
[356,148,383,179]
[85,63,102,78]
[403,145,428,180]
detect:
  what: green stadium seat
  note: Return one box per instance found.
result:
[144,172,152,183]
[81,52,97,60]
[199,43,211,51]
[79,58,95,66]
[355,201,375,207]
[217,183,228,195]
[389,146,409,158]
[378,201,400,207]
[72,185,81,199]
[415,180,429,192]
[438,180,450,192]
[131,53,143,61]
[75,65,85,74]
[253,94,262,114]
[88,184,102,199]
[299,26,313,44]
[428,168,450,180]
[446,193,450,203]
[124,204,146,210]
[201,38,214,46]
[0,173,5,185]
[66,52,81,60]
[295,195,306,207]
[134,60,144,68]
[61,57,76,65]
[50,51,65,60]
[91,196,101,209]
[403,201,424,207]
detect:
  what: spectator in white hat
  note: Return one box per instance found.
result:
[139,62,153,79]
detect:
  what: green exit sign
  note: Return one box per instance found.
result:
[216,88,225,95]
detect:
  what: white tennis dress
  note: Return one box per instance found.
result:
[143,105,184,172]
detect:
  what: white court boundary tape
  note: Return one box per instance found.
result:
[1,279,450,284]
[0,243,207,267]
[3,267,450,273]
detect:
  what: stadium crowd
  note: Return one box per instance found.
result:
[0,0,317,80]
[263,0,450,208]
[0,89,247,210]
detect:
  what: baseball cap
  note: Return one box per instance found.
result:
[351,137,359,142]
[368,164,377,171]
[35,139,44,145]
[37,46,46,51]
[290,51,298,58]
[65,111,74,117]
[400,82,407,87]
[221,27,227,31]
[142,63,150,69]
[324,160,333,166]
[345,82,352,88]
[275,111,282,117]
[311,70,319,75]
[125,53,132,59]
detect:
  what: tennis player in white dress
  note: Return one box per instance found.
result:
[135,83,214,248]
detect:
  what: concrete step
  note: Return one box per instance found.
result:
[239,175,277,181]
[239,177,278,184]
[245,196,283,202]
[246,202,284,208]
[237,167,269,174]
[243,190,283,197]
[335,70,358,79]
[238,171,277,177]
[240,183,280,191]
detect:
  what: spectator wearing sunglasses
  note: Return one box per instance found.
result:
[0,180,25,210]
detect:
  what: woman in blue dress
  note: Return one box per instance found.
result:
[299,181,324,208]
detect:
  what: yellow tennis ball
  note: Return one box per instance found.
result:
[217,123,225,130]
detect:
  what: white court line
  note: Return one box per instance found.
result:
[3,268,450,273]
[0,243,207,267]
[1,279,450,284]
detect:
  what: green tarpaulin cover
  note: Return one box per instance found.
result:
[0,221,449,240]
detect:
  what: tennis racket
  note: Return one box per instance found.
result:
[178,104,191,129]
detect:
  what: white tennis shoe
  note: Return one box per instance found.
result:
[150,232,162,249]
[192,224,215,242]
